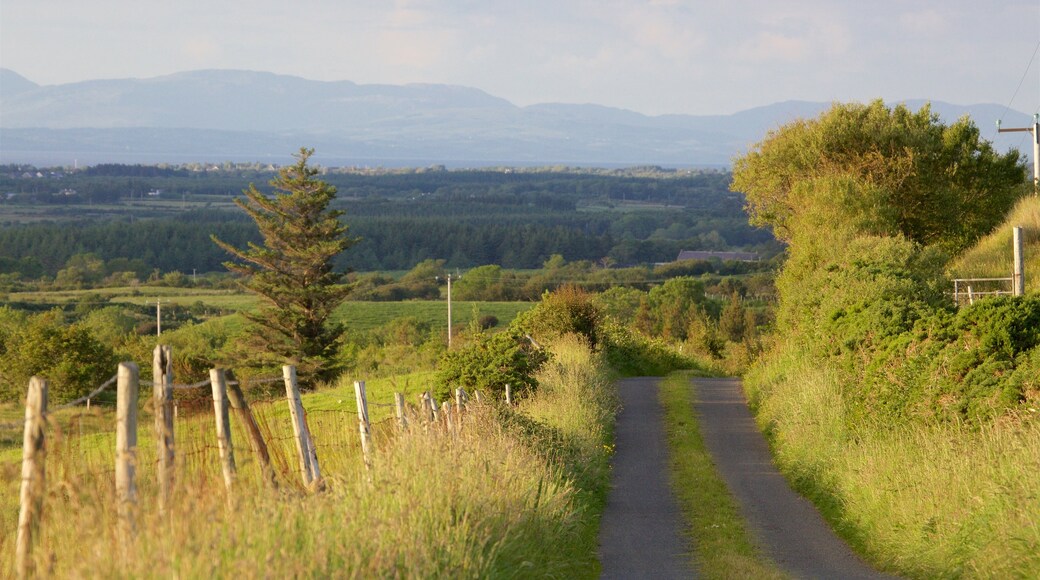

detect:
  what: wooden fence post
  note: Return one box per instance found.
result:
[505,383,513,406]
[16,376,47,580]
[284,366,321,488]
[115,362,139,535]
[442,401,454,437]
[474,390,484,404]
[455,388,465,429]
[1014,226,1025,296]
[394,392,408,431]
[428,392,440,423]
[354,381,372,466]
[226,376,276,489]
[153,345,174,514]
[209,368,236,492]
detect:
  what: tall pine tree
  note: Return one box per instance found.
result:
[213,148,355,386]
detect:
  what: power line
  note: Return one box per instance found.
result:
[993,39,1040,141]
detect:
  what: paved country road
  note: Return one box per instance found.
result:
[599,377,696,579]
[598,376,895,580]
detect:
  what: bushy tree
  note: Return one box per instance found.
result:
[732,100,1027,253]
[641,276,709,341]
[213,148,355,387]
[434,329,547,402]
[0,310,118,404]
[513,285,603,348]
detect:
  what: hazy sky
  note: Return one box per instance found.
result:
[2,0,1039,117]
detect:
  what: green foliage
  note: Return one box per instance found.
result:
[592,286,644,325]
[0,167,777,278]
[600,320,696,377]
[513,285,603,348]
[451,265,515,301]
[77,306,139,349]
[213,148,356,387]
[732,100,1027,253]
[719,294,749,343]
[639,276,710,341]
[434,329,547,401]
[0,310,118,404]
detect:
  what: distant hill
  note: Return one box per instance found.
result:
[0,68,1033,167]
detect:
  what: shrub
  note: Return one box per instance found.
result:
[0,310,119,404]
[434,329,547,401]
[513,285,602,348]
[600,320,695,376]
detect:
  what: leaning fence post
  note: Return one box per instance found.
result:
[284,366,320,488]
[209,368,236,492]
[355,381,373,466]
[227,376,276,489]
[394,392,408,431]
[16,376,47,580]
[153,345,174,514]
[115,362,139,535]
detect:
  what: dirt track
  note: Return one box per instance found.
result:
[598,376,895,579]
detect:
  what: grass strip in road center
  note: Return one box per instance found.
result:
[659,371,788,580]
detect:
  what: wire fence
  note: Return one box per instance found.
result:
[11,344,492,576]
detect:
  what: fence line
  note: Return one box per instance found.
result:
[10,345,497,571]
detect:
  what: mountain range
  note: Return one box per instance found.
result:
[1,68,1034,167]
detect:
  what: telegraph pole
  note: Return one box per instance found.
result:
[997,113,1040,194]
[156,298,162,337]
[446,274,453,348]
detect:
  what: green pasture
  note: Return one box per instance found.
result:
[7,287,534,333]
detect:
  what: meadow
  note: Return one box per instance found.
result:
[2,337,616,577]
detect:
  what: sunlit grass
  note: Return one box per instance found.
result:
[660,372,788,580]
[1,341,613,577]
[745,339,1040,578]
[949,196,1040,294]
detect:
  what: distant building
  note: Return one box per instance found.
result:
[675,250,760,262]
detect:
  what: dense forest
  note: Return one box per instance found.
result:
[0,164,778,277]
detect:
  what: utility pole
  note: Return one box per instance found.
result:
[155,299,164,338]
[447,274,453,349]
[997,113,1040,194]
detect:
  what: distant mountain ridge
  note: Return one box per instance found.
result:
[1,68,1033,167]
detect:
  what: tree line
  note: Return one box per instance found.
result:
[0,169,777,280]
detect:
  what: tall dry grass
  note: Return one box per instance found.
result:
[745,338,1040,578]
[949,196,1040,294]
[1,339,616,577]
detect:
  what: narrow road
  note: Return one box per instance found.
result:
[693,377,894,580]
[599,377,696,579]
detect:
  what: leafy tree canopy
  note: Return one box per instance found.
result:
[731,100,1027,253]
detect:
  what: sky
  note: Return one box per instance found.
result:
[2,0,1039,118]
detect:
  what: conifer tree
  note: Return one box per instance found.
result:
[213,148,355,386]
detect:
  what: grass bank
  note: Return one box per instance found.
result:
[659,372,787,579]
[745,339,1040,578]
[1,338,615,577]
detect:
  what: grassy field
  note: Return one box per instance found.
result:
[745,339,1040,578]
[659,372,787,580]
[949,196,1040,295]
[1,339,615,577]
[8,287,535,333]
